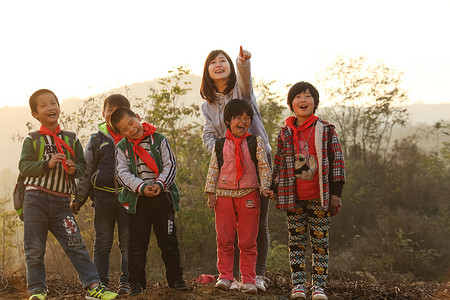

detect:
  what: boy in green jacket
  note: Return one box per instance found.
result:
[19,89,117,300]
[111,107,187,296]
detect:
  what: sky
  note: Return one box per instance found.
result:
[0,0,449,108]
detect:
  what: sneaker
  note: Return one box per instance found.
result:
[170,279,189,291]
[312,286,328,300]
[290,284,307,299]
[86,284,118,300]
[129,283,146,297]
[116,283,130,295]
[29,289,47,300]
[229,279,240,291]
[241,283,257,294]
[215,278,232,291]
[255,275,268,292]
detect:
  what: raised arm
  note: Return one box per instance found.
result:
[235,45,253,100]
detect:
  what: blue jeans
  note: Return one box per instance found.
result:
[93,190,129,286]
[23,189,100,293]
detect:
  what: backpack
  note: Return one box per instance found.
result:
[215,135,258,174]
[13,131,77,220]
[13,174,26,221]
[78,132,103,207]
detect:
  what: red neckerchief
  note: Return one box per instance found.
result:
[285,114,319,156]
[38,125,75,176]
[107,124,123,145]
[225,128,251,182]
[128,122,159,176]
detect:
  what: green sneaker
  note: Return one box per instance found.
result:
[86,284,118,300]
[29,289,47,300]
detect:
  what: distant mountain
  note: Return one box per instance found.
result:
[404,103,450,124]
[1,76,449,183]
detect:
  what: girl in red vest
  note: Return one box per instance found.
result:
[205,99,273,294]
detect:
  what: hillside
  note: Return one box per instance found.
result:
[0,76,449,179]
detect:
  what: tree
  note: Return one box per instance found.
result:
[0,197,22,271]
[317,55,409,166]
[136,66,200,154]
[59,96,104,145]
[254,79,287,156]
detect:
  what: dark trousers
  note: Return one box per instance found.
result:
[93,190,129,286]
[128,192,183,288]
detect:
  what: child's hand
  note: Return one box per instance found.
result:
[143,184,161,197]
[65,159,77,175]
[150,184,161,196]
[329,194,342,216]
[48,153,66,169]
[261,189,274,200]
[70,202,80,215]
[207,193,217,208]
[239,45,252,61]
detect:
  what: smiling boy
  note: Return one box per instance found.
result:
[19,89,117,300]
[73,94,131,295]
[110,107,187,296]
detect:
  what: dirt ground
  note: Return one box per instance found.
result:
[0,272,448,300]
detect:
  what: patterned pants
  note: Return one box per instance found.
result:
[287,198,330,287]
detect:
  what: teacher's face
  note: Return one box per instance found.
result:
[208,53,231,83]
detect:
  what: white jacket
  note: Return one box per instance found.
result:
[201,58,271,154]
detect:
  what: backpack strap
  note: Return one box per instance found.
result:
[90,133,102,172]
[215,135,258,173]
[246,135,258,169]
[29,131,45,160]
[215,138,226,172]
[60,130,77,161]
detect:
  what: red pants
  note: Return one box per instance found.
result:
[215,190,260,284]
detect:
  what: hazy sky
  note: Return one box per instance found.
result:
[1,0,449,108]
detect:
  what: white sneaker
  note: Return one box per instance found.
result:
[241,283,257,294]
[311,286,328,300]
[229,279,240,291]
[290,284,307,299]
[255,275,268,292]
[215,279,232,291]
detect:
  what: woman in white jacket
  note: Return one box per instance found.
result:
[200,46,271,292]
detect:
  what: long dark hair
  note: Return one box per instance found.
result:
[200,50,237,103]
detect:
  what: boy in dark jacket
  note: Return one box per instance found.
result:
[72,94,130,295]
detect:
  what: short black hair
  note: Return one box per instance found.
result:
[287,81,320,113]
[103,94,131,112]
[110,106,137,132]
[29,89,60,113]
[223,99,253,128]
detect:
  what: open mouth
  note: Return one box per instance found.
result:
[237,125,246,133]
